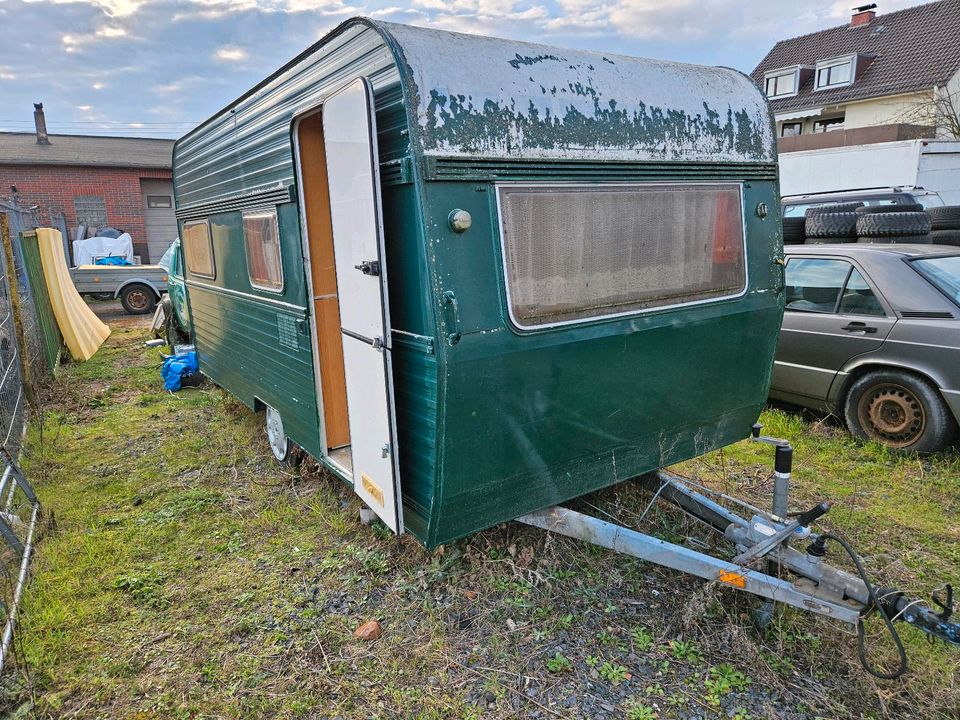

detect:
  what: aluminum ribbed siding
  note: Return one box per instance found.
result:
[173,23,401,211]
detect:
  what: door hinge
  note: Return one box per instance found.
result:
[372,336,383,351]
[354,259,380,276]
[381,443,390,458]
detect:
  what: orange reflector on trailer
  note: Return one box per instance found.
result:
[718,570,746,588]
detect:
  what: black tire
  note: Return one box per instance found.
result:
[805,236,853,244]
[854,203,924,215]
[805,212,859,238]
[119,283,157,315]
[855,212,931,237]
[844,370,957,452]
[804,202,863,218]
[857,234,932,244]
[782,217,806,245]
[931,229,960,246]
[927,205,960,230]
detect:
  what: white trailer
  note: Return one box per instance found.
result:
[779,138,960,204]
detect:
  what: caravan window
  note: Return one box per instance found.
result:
[182,220,215,279]
[242,208,283,292]
[497,184,746,328]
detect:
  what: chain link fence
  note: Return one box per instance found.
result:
[0,198,45,675]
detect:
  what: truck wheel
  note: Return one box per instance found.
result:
[805,212,859,238]
[924,205,960,230]
[120,283,157,315]
[844,370,956,453]
[782,217,806,245]
[804,202,863,217]
[855,212,931,237]
[854,203,924,215]
[265,405,290,461]
[931,229,960,246]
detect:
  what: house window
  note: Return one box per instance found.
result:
[815,57,854,89]
[182,219,215,279]
[781,122,803,137]
[813,116,845,133]
[73,195,107,231]
[147,195,172,209]
[764,70,797,98]
[497,183,746,328]
[243,208,283,292]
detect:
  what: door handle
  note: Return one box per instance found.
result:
[842,322,877,334]
[442,291,461,346]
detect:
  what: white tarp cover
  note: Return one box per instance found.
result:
[72,233,134,267]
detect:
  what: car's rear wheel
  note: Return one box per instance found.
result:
[844,370,956,452]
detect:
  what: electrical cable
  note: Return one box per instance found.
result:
[818,532,908,680]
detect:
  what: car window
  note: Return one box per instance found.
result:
[783,204,810,218]
[838,268,885,316]
[911,255,960,307]
[915,194,944,208]
[785,258,851,313]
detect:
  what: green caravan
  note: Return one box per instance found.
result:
[171,19,783,549]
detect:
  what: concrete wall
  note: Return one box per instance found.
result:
[0,164,172,262]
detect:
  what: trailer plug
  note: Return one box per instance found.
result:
[806,536,828,558]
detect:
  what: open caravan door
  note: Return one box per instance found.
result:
[323,78,403,533]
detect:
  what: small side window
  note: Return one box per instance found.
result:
[147,195,173,209]
[243,208,283,292]
[839,268,885,316]
[785,258,851,313]
[182,220,215,279]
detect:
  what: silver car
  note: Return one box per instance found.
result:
[770,244,960,452]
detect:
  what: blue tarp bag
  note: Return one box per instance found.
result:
[161,351,199,391]
[95,256,134,266]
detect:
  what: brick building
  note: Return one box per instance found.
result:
[0,105,177,263]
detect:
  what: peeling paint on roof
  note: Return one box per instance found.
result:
[381,22,775,163]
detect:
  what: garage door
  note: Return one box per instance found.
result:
[141,179,178,264]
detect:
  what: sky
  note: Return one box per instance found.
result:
[0,0,935,139]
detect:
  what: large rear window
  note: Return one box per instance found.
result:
[497,184,746,328]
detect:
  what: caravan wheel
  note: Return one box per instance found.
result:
[265,405,290,461]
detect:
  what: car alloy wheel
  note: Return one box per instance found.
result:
[857,383,925,448]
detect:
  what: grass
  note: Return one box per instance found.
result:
[1,317,958,718]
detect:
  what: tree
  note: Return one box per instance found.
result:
[891,84,960,139]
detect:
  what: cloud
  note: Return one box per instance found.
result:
[1,0,938,139]
[95,25,128,37]
[214,46,248,62]
[23,0,145,17]
[77,104,92,110]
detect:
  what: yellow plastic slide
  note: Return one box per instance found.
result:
[36,228,110,361]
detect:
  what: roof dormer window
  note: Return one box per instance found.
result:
[764,68,799,98]
[815,56,855,89]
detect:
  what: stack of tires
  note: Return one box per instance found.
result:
[927,206,960,246]
[802,202,863,244]
[854,204,931,244]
